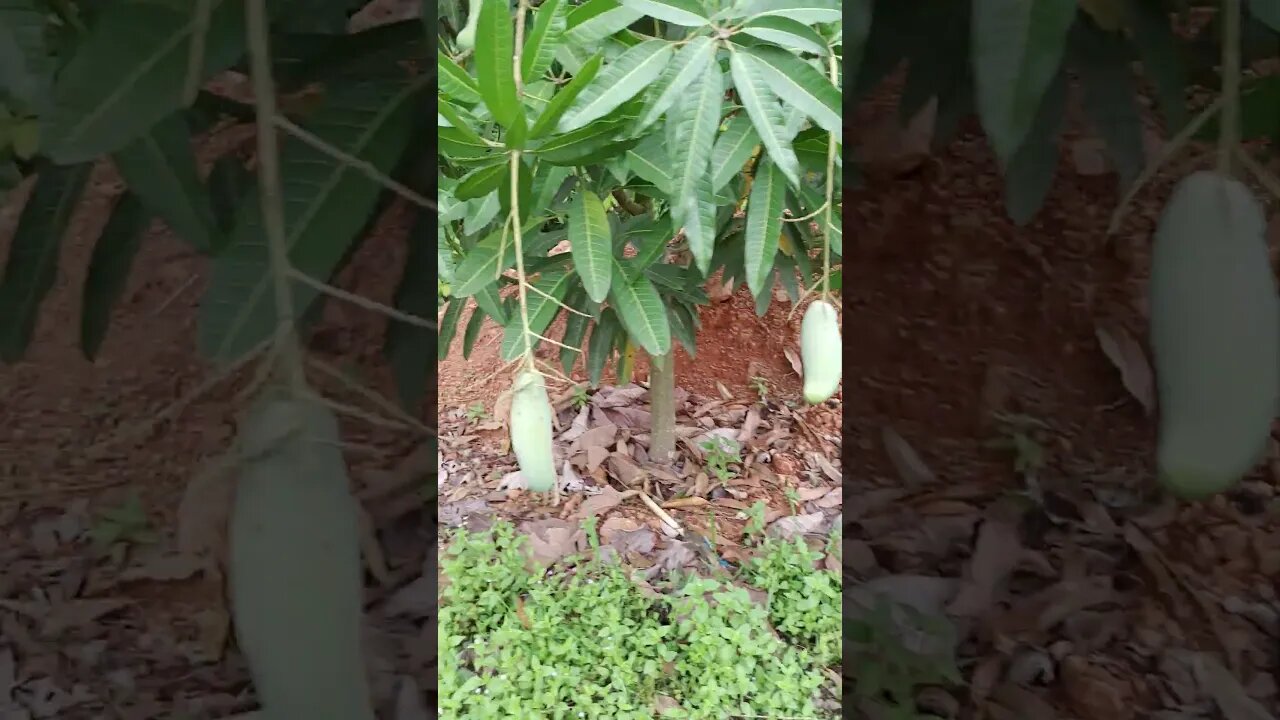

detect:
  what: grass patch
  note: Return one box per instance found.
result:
[438,520,841,719]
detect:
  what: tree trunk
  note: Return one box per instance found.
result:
[649,352,675,464]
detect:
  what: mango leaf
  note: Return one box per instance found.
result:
[626,133,673,193]
[735,0,841,25]
[80,194,149,361]
[608,260,670,356]
[112,112,218,252]
[199,64,430,364]
[462,303,487,359]
[42,0,248,163]
[729,49,801,187]
[1069,21,1144,190]
[450,216,548,297]
[744,157,786,297]
[386,213,437,411]
[565,0,643,45]
[619,0,708,26]
[710,113,761,192]
[569,190,613,302]
[498,156,533,222]
[970,0,1076,164]
[437,298,465,359]
[560,308,589,373]
[454,162,507,200]
[740,16,829,55]
[587,307,619,386]
[500,269,573,360]
[559,40,673,132]
[1003,69,1066,225]
[530,53,603,137]
[438,50,482,104]
[0,163,90,362]
[0,0,52,110]
[474,284,507,324]
[668,303,696,355]
[635,36,715,131]
[534,120,636,165]
[522,0,569,83]
[670,69,723,274]
[740,44,841,136]
[475,0,519,129]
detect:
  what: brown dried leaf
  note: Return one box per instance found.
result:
[1095,322,1155,416]
[579,486,626,518]
[1190,652,1275,720]
[575,423,618,450]
[768,512,826,539]
[882,426,937,486]
[948,517,1022,617]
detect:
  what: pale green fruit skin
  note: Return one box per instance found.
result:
[456,0,481,51]
[801,300,841,404]
[229,394,374,720]
[510,369,557,492]
[1150,171,1280,500]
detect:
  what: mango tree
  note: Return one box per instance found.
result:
[437,0,845,497]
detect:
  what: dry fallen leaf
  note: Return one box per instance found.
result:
[881,426,937,486]
[579,486,626,517]
[1189,651,1276,720]
[1095,322,1155,416]
[947,517,1022,617]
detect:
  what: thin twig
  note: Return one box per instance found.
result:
[289,267,436,330]
[247,0,306,396]
[522,281,591,317]
[306,356,434,437]
[273,114,435,211]
[638,491,683,535]
[319,396,419,433]
[1107,96,1224,234]
[1219,0,1242,176]
[1236,146,1280,201]
[782,202,827,223]
[529,331,581,352]
[85,339,271,458]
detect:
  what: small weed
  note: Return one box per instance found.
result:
[742,500,768,542]
[465,402,489,422]
[570,384,590,409]
[743,536,841,666]
[89,491,157,553]
[749,375,769,400]
[848,594,962,718]
[699,436,740,485]
[438,520,836,719]
[986,412,1049,477]
[784,485,800,514]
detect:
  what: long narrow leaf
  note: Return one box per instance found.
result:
[43,0,248,163]
[728,49,801,187]
[559,40,674,132]
[741,44,841,137]
[438,50,482,104]
[744,157,786,297]
[0,163,90,361]
[608,260,670,356]
[80,195,149,361]
[500,269,573,359]
[199,63,430,364]
[709,113,760,192]
[618,0,708,26]
[635,36,715,131]
[670,69,722,274]
[475,0,519,129]
[530,54,603,137]
[569,190,613,302]
[522,0,568,83]
[113,112,218,252]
